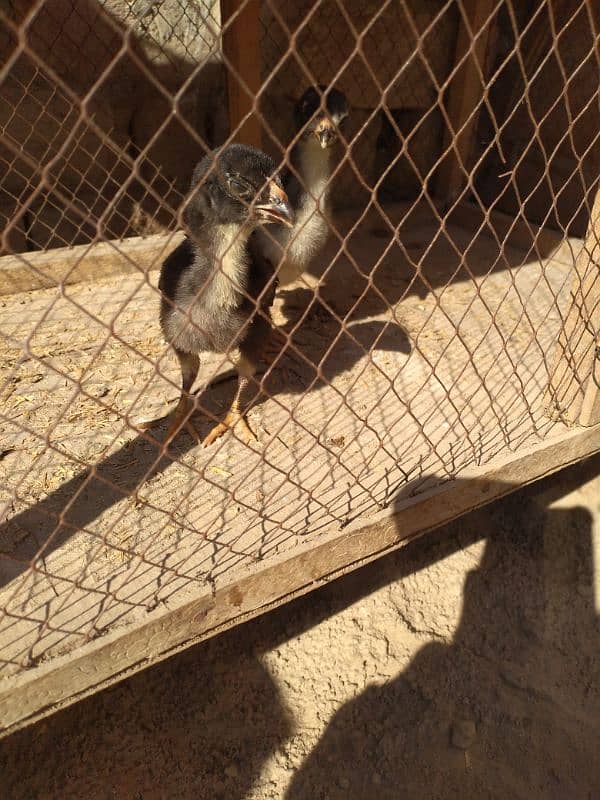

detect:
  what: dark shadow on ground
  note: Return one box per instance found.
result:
[0,623,292,800]
[1,457,598,799]
[284,455,600,800]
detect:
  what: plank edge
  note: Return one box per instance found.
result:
[0,232,184,296]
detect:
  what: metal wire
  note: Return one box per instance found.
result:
[0,0,598,678]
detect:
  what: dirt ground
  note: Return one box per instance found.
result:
[1,455,599,799]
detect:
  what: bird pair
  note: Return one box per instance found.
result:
[140,86,349,448]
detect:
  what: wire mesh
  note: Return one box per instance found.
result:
[0,0,599,688]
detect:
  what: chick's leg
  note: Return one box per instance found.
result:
[203,355,257,447]
[139,350,200,442]
[165,350,202,442]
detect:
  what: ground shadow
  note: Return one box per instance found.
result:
[181,313,412,444]
[1,456,598,798]
[283,456,600,799]
[279,197,572,322]
[0,619,292,800]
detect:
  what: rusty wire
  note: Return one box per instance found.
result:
[0,0,599,677]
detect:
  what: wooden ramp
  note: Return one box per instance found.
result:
[1,203,598,734]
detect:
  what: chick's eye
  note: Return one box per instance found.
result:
[227,175,254,199]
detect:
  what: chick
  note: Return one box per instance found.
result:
[256,85,349,287]
[142,144,294,446]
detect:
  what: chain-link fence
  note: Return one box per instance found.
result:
[1,0,599,727]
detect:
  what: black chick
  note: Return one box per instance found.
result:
[142,144,294,447]
[256,85,349,287]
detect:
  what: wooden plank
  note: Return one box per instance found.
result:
[1,422,598,737]
[436,0,500,204]
[0,200,576,297]
[545,185,600,425]
[0,232,184,296]
[220,0,262,148]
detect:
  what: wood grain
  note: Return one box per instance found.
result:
[221,0,262,148]
[436,0,500,204]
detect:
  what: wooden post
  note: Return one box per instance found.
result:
[545,184,600,426]
[220,0,262,148]
[580,353,600,426]
[435,0,499,205]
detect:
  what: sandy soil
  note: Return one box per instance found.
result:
[1,455,599,799]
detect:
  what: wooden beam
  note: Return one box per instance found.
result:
[0,232,184,296]
[1,422,599,737]
[436,0,500,205]
[545,185,600,426]
[220,0,262,148]
[0,200,581,298]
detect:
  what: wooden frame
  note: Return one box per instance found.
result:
[1,199,580,297]
[0,233,185,296]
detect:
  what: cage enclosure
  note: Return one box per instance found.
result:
[1,0,599,734]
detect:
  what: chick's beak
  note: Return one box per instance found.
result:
[255,183,294,227]
[318,130,334,148]
[315,118,336,149]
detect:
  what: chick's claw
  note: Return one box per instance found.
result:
[203,411,257,447]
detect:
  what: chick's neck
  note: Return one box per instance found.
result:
[296,135,333,204]
[192,217,252,271]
